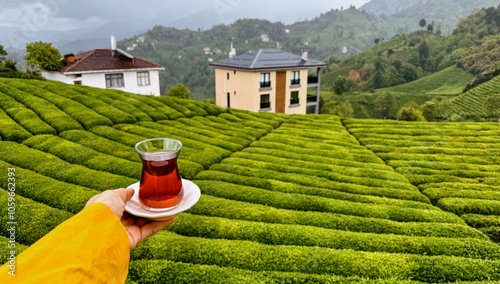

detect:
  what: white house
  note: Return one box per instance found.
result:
[42,37,165,96]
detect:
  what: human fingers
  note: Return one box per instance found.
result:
[116,187,135,203]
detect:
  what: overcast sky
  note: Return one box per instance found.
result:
[0,0,371,31]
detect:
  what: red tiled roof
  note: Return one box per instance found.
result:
[60,49,163,73]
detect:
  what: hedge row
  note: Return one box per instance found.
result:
[250,140,383,164]
[395,167,500,180]
[221,156,416,191]
[377,153,494,166]
[462,214,500,229]
[0,160,98,213]
[60,130,140,163]
[345,126,500,137]
[361,137,500,150]
[0,91,56,136]
[129,260,424,284]
[419,182,500,192]
[229,110,283,129]
[196,170,430,205]
[172,117,256,142]
[219,113,274,132]
[388,160,500,173]
[0,141,135,191]
[424,188,500,204]
[0,81,83,132]
[438,198,500,216]
[137,121,244,152]
[0,107,32,142]
[200,116,268,138]
[24,80,137,124]
[190,194,486,239]
[23,135,141,180]
[207,164,428,203]
[12,80,113,129]
[354,133,500,144]
[0,236,27,262]
[154,96,198,118]
[88,126,205,178]
[131,231,500,283]
[0,188,72,245]
[272,127,362,149]
[232,151,408,182]
[194,180,462,224]
[241,146,394,172]
[66,85,153,122]
[120,92,188,120]
[170,213,499,259]
[156,119,251,147]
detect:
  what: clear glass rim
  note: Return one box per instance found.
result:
[135,138,182,161]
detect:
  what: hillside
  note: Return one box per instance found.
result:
[1,78,500,283]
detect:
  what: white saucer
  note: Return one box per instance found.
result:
[125,179,201,221]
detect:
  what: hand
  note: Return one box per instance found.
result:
[85,188,176,250]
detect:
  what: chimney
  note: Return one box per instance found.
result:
[64,53,75,63]
[110,35,117,56]
[301,50,308,62]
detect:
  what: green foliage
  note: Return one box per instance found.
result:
[0,107,32,142]
[419,19,427,29]
[24,41,64,71]
[166,83,191,99]
[332,75,347,94]
[397,102,426,121]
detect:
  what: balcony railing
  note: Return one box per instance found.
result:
[290,98,300,105]
[307,76,319,84]
[291,79,300,85]
[307,95,318,103]
[260,81,271,88]
[260,102,271,109]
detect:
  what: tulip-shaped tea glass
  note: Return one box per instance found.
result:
[135,138,183,211]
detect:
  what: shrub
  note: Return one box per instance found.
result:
[462,214,500,229]
[0,188,72,245]
[195,180,462,224]
[0,160,98,213]
[0,141,136,191]
[172,118,254,144]
[168,213,499,259]
[397,105,426,121]
[105,90,168,121]
[13,81,113,129]
[0,107,32,142]
[438,198,500,216]
[190,194,486,239]
[202,116,268,138]
[0,80,83,132]
[0,91,56,135]
[219,113,274,132]
[131,231,500,283]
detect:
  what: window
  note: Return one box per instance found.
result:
[291,71,300,85]
[105,73,124,88]
[290,91,299,105]
[260,73,271,88]
[227,92,231,108]
[260,94,270,109]
[137,71,150,86]
[227,73,230,80]
[74,81,82,85]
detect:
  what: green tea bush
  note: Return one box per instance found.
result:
[202,116,268,138]
[221,157,416,191]
[119,91,178,120]
[462,214,500,229]
[195,170,429,205]
[104,90,168,121]
[229,110,282,128]
[137,121,243,152]
[169,213,499,259]
[208,164,428,203]
[155,96,198,117]
[479,227,500,243]
[60,130,140,162]
[438,198,500,216]
[131,231,500,282]
[0,236,27,260]
[129,260,421,284]
[191,99,225,116]
[13,80,113,129]
[190,195,486,239]
[0,91,56,135]
[172,118,254,143]
[24,80,137,124]
[195,180,462,224]
[219,113,274,132]
[0,81,83,132]
[0,108,32,142]
[0,141,136,191]
[424,188,500,204]
[0,188,72,245]
[67,85,153,122]
[0,160,98,213]
[23,135,141,180]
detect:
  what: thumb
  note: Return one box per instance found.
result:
[117,187,135,203]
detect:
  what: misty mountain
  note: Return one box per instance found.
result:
[360,0,421,15]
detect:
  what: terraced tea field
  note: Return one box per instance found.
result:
[1,78,500,283]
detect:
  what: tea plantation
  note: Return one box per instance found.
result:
[1,78,500,283]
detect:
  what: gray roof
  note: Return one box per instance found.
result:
[210,48,326,71]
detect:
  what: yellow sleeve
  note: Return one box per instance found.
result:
[0,203,130,284]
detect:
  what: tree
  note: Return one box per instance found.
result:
[401,63,419,82]
[419,19,427,30]
[0,43,7,62]
[427,22,434,33]
[332,75,347,95]
[166,83,191,99]
[486,94,500,121]
[397,102,425,121]
[372,70,383,89]
[422,101,440,121]
[24,41,64,71]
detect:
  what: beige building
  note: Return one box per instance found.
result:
[210,49,326,114]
